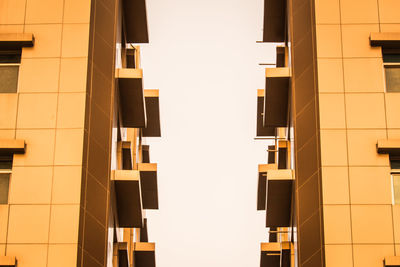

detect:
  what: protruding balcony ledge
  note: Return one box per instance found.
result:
[134,242,156,267]
[257,164,278,210]
[0,139,25,156]
[260,243,280,267]
[0,256,16,266]
[263,0,286,43]
[257,89,276,137]
[265,67,291,78]
[143,90,161,137]
[0,33,34,49]
[370,32,400,47]
[264,68,291,128]
[385,256,400,266]
[123,0,149,44]
[377,139,400,155]
[138,163,158,210]
[266,170,294,227]
[112,170,144,228]
[116,68,146,128]
[115,242,129,267]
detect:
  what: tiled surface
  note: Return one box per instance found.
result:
[325,244,353,267]
[7,244,48,267]
[7,205,50,243]
[323,205,352,244]
[9,167,53,204]
[315,0,399,266]
[353,245,395,267]
[47,244,78,267]
[321,167,349,204]
[0,1,91,266]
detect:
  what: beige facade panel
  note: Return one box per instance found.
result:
[377,139,400,155]
[18,58,60,93]
[47,244,78,267]
[6,244,47,267]
[370,32,400,47]
[347,130,389,166]
[340,0,379,24]
[353,245,395,267]
[321,167,349,205]
[22,24,62,58]
[314,0,340,24]
[0,0,26,24]
[323,205,352,244]
[378,0,400,23]
[0,138,25,155]
[318,93,346,129]
[316,24,342,58]
[0,94,17,129]
[343,58,384,93]
[351,205,394,244]
[320,130,348,166]
[0,33,34,48]
[324,244,353,267]
[386,93,400,128]
[61,24,89,58]
[63,0,91,23]
[317,59,344,93]
[0,256,16,266]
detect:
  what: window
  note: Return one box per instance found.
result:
[0,50,21,93]
[391,157,400,205]
[0,156,12,204]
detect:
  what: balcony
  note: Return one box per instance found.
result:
[116,68,146,128]
[123,0,149,43]
[0,139,25,156]
[257,164,278,210]
[263,0,286,43]
[115,242,129,267]
[112,170,144,228]
[260,242,291,267]
[138,163,159,209]
[260,243,280,267]
[143,90,161,137]
[265,170,293,227]
[264,68,290,128]
[134,242,156,267]
[256,89,275,137]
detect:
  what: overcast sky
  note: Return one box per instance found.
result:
[141,0,276,266]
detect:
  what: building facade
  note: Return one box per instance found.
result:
[0,0,161,266]
[257,0,400,267]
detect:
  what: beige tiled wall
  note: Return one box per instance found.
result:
[315,0,400,266]
[0,0,91,266]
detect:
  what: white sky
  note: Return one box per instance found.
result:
[141,0,276,266]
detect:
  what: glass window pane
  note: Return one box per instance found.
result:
[0,66,19,93]
[394,174,400,205]
[385,66,400,92]
[0,173,10,204]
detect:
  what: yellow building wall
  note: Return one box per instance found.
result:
[0,0,91,266]
[315,0,400,266]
